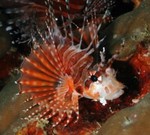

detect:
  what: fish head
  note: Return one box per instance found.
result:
[84,66,124,106]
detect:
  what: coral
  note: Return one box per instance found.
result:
[16,120,47,135]
[129,44,150,98]
[132,0,143,8]
[101,0,150,60]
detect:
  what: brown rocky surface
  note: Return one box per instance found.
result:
[99,93,150,135]
[101,0,150,60]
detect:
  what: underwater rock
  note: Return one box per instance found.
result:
[0,75,30,135]
[101,0,150,60]
[99,93,150,135]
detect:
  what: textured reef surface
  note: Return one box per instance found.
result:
[0,0,150,134]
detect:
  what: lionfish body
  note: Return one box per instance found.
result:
[19,40,93,126]
[13,0,124,126]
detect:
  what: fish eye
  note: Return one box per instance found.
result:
[90,75,98,82]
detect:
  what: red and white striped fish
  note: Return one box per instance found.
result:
[15,0,124,127]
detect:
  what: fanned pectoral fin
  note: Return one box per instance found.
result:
[48,75,80,126]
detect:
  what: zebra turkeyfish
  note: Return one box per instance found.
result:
[2,0,124,127]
